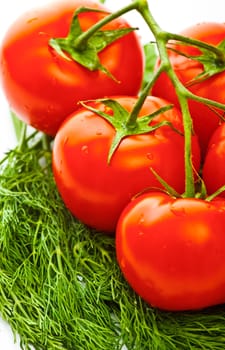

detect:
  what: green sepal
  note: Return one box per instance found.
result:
[49,7,137,79]
[169,39,225,86]
[150,167,182,198]
[205,185,225,201]
[80,99,178,164]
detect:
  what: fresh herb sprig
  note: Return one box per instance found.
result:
[0,139,120,349]
[1,130,225,349]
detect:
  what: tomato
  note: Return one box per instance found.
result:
[0,0,143,136]
[116,191,225,311]
[151,22,225,156]
[52,95,200,232]
[202,123,225,197]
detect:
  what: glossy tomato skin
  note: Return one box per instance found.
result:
[52,96,200,232]
[116,191,225,311]
[0,0,143,135]
[202,123,225,197]
[152,22,225,156]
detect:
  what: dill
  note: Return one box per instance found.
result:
[0,133,225,350]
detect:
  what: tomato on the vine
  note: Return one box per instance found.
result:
[52,95,200,232]
[202,123,225,197]
[116,191,225,311]
[0,0,143,135]
[152,22,225,156]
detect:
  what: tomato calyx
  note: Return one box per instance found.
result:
[80,98,179,163]
[205,185,225,201]
[49,6,137,80]
[167,37,225,86]
[149,168,182,198]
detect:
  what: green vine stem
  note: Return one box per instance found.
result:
[135,1,195,197]
[72,2,139,49]
[134,0,225,197]
[126,65,163,129]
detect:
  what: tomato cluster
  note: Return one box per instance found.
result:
[1,2,225,312]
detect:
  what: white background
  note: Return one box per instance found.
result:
[0,0,224,348]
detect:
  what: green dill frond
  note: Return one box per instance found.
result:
[0,139,225,350]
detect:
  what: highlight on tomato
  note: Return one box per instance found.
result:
[151,22,225,156]
[116,191,225,311]
[202,123,225,197]
[0,0,144,136]
[52,95,201,233]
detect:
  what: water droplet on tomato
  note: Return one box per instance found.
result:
[138,231,144,236]
[146,152,154,160]
[63,137,69,145]
[47,105,55,113]
[218,205,225,213]
[138,214,145,225]
[170,205,186,217]
[81,145,89,154]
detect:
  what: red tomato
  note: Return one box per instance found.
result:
[116,191,225,311]
[0,0,143,135]
[202,123,225,197]
[152,22,225,156]
[52,96,200,232]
